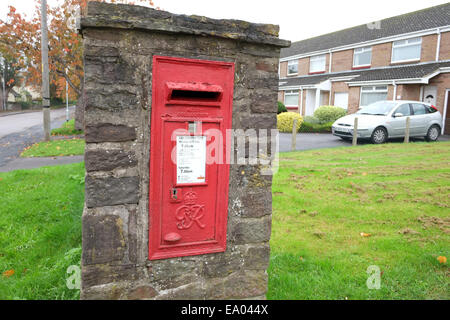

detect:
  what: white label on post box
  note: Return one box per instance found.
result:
[176,135,206,184]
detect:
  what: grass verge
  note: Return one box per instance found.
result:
[21,139,85,158]
[0,163,85,300]
[268,141,449,300]
[51,119,83,136]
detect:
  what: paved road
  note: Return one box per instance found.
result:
[279,132,450,152]
[0,107,75,168]
[0,107,73,139]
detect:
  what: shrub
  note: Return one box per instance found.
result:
[277,112,303,133]
[299,121,333,133]
[277,101,287,114]
[303,115,320,124]
[313,105,347,124]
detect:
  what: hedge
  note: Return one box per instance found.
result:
[277,112,303,133]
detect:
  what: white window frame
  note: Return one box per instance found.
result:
[287,59,298,76]
[309,54,326,73]
[353,46,372,67]
[359,86,388,107]
[391,37,422,63]
[284,90,299,107]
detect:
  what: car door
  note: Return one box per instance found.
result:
[410,103,429,136]
[389,103,411,137]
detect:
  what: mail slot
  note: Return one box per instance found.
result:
[149,56,234,260]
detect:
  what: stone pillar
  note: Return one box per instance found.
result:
[79,1,289,300]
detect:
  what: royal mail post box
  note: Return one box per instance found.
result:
[149,56,235,260]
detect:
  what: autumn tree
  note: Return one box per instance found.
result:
[0,53,22,111]
[0,0,155,127]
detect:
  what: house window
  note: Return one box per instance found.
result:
[392,37,422,62]
[360,86,388,106]
[309,54,326,73]
[284,90,299,106]
[287,60,298,75]
[353,47,372,67]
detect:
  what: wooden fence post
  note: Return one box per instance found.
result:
[404,116,410,143]
[352,117,358,146]
[291,119,297,151]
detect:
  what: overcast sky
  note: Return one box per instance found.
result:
[0,0,448,42]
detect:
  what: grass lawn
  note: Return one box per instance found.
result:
[0,163,84,300]
[268,141,450,300]
[51,119,83,136]
[1,142,448,300]
[20,138,85,158]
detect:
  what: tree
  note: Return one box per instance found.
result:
[0,0,156,126]
[0,54,22,111]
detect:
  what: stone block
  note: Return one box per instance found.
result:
[85,123,136,143]
[82,214,127,265]
[85,176,139,207]
[85,149,138,172]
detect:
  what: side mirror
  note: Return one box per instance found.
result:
[393,113,404,118]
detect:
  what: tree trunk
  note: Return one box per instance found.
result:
[75,88,85,131]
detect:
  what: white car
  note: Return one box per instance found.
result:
[332,100,443,144]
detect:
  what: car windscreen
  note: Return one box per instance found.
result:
[357,101,397,115]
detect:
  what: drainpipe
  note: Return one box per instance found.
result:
[300,88,304,116]
[328,50,332,73]
[436,28,441,61]
[393,81,397,101]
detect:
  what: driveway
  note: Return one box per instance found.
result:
[279,132,450,152]
[279,133,349,152]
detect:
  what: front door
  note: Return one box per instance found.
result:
[423,85,437,105]
[445,90,450,135]
[305,90,316,116]
[334,92,348,110]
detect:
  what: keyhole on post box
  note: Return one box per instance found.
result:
[188,121,202,134]
[171,188,178,200]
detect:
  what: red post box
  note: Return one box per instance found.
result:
[149,56,235,260]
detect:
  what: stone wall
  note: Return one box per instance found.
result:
[80,1,289,300]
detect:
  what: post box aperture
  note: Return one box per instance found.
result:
[149,56,234,260]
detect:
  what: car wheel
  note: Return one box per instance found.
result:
[371,127,387,144]
[425,125,440,142]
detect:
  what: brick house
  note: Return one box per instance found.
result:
[278,3,450,134]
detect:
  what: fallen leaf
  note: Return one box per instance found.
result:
[362,172,368,176]
[56,146,61,150]
[360,232,371,237]
[437,256,447,264]
[2,269,15,278]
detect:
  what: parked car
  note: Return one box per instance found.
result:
[331,100,443,144]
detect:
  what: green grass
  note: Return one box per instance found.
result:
[268,141,450,300]
[0,163,85,300]
[51,119,83,136]
[21,139,85,158]
[2,142,449,300]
